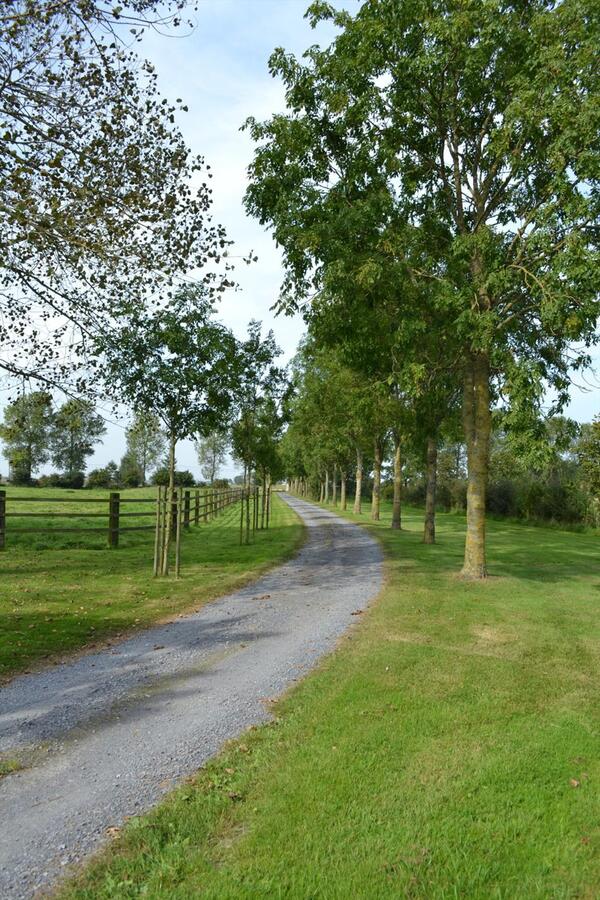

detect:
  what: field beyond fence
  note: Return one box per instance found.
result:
[0,487,269,550]
[0,487,302,681]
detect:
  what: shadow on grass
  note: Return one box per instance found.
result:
[321,501,600,586]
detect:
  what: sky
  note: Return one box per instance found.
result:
[2,0,599,480]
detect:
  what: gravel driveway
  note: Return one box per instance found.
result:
[0,495,383,898]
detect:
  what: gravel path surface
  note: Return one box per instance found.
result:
[0,495,383,898]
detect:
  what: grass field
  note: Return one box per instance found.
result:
[0,487,303,681]
[62,500,600,899]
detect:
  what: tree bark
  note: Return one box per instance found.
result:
[325,469,330,503]
[371,439,382,521]
[341,472,347,510]
[461,353,491,578]
[423,436,437,544]
[332,464,337,506]
[353,447,363,514]
[319,480,324,503]
[391,437,402,530]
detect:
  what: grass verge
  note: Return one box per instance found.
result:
[61,500,600,898]
[0,490,303,681]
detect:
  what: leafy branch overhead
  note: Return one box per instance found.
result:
[0,0,229,390]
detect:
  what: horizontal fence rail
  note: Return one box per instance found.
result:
[0,487,248,550]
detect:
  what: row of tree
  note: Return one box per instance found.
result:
[282,342,600,537]
[1,313,289,492]
[0,396,105,486]
[243,0,599,579]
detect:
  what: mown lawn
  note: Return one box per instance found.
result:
[0,488,303,681]
[62,500,600,899]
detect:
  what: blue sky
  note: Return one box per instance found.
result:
[2,0,599,479]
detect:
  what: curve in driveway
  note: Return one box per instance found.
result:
[0,494,383,899]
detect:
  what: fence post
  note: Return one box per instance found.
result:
[239,488,245,545]
[0,489,5,550]
[184,490,191,530]
[153,486,162,576]
[108,491,120,548]
[171,489,178,534]
[175,488,183,578]
[266,483,271,529]
[194,489,200,525]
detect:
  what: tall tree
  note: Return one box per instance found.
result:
[245,0,599,578]
[196,431,229,484]
[96,285,238,574]
[1,1,228,390]
[231,321,286,485]
[0,391,53,484]
[51,399,106,481]
[125,411,166,485]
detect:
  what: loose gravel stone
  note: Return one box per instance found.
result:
[0,495,383,898]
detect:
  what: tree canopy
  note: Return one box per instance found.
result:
[245,0,600,577]
[1,0,228,390]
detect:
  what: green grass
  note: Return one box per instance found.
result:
[0,488,303,681]
[61,500,600,899]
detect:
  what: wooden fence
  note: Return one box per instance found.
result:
[0,487,252,551]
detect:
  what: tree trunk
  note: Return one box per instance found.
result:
[423,436,437,544]
[332,464,337,507]
[391,437,402,530]
[161,433,176,576]
[461,353,491,578]
[353,447,363,514]
[371,439,382,521]
[319,480,324,503]
[325,469,330,503]
[341,472,347,510]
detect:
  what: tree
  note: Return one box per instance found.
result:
[577,418,600,501]
[51,399,106,482]
[196,431,229,484]
[120,451,142,488]
[231,321,287,485]
[0,391,53,484]
[125,411,166,485]
[1,1,229,390]
[96,285,238,574]
[245,0,599,578]
[87,462,120,489]
[151,467,195,487]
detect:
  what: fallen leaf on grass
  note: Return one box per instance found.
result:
[570,778,580,788]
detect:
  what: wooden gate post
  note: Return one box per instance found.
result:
[108,491,120,548]
[184,490,191,530]
[0,489,5,550]
[194,489,200,525]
